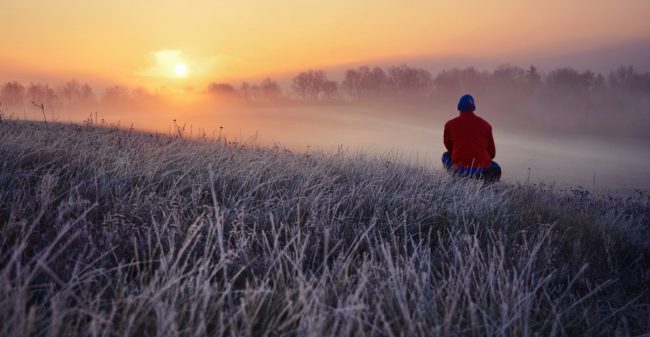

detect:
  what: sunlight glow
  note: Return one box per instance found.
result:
[136,50,195,80]
[2,1,650,86]
[174,63,187,77]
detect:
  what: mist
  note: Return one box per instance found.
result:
[2,63,649,191]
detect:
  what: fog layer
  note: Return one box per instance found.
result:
[2,64,649,191]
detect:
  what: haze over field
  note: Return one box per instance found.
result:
[1,0,650,190]
[3,63,650,191]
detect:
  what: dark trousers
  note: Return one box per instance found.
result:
[442,152,502,182]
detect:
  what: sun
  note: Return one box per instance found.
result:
[174,63,187,77]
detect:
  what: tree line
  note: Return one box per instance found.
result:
[2,64,649,135]
[205,65,438,102]
[0,80,163,115]
[175,64,650,136]
[205,64,649,107]
[4,65,648,107]
[193,64,650,136]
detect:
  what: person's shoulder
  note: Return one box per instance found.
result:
[444,115,462,127]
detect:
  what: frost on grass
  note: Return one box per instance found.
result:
[0,120,649,337]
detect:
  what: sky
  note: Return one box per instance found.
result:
[1,0,649,89]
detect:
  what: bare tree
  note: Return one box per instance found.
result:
[321,81,339,101]
[342,66,388,99]
[525,66,542,87]
[207,83,238,96]
[1,82,26,108]
[259,78,282,100]
[101,86,131,105]
[342,69,362,98]
[291,70,327,100]
[27,83,59,110]
[240,82,252,100]
[60,79,95,106]
[433,67,489,98]
[388,65,433,93]
[608,66,650,94]
[131,87,155,101]
[545,68,596,98]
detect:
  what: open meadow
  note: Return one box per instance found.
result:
[0,119,649,336]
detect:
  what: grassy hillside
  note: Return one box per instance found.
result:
[0,119,648,337]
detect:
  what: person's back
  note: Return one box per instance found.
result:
[442,94,501,181]
[444,112,495,168]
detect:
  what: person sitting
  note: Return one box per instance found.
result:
[442,94,501,182]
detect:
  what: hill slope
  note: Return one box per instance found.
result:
[0,120,649,336]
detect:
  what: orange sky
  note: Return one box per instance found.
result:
[1,0,649,88]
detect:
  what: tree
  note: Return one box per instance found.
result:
[606,66,650,115]
[545,68,596,96]
[321,81,339,101]
[27,83,59,110]
[525,66,542,87]
[342,69,362,97]
[259,78,282,99]
[434,67,488,98]
[342,66,388,99]
[492,64,525,85]
[366,67,388,93]
[488,64,528,100]
[608,66,650,94]
[1,82,26,108]
[131,87,155,101]
[207,83,237,96]
[101,86,131,105]
[291,70,327,100]
[249,85,261,99]
[388,65,433,93]
[240,82,252,100]
[60,80,95,106]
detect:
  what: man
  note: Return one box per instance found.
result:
[442,94,501,182]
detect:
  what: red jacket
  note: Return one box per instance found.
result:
[443,112,495,169]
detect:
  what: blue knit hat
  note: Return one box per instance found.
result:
[457,94,476,112]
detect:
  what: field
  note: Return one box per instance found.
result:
[0,119,649,337]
